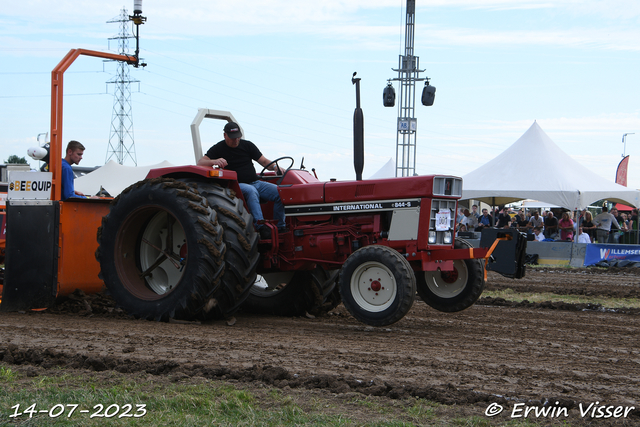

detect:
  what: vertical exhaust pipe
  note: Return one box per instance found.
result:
[352,72,364,181]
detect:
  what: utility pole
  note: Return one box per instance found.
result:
[383,0,435,177]
[105,7,140,165]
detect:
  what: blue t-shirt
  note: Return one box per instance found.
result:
[61,159,80,201]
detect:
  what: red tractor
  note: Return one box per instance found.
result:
[98,167,499,325]
[0,47,526,327]
[95,83,526,326]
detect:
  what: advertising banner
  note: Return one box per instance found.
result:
[584,244,640,266]
[615,155,629,187]
[7,172,52,200]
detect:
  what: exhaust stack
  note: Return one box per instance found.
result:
[352,72,364,181]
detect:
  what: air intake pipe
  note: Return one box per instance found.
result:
[352,72,364,181]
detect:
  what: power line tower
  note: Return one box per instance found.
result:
[106,7,140,166]
[383,0,435,177]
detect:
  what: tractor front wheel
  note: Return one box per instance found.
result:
[416,238,484,313]
[339,245,415,326]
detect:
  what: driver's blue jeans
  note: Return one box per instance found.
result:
[239,181,286,229]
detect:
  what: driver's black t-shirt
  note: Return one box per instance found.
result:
[205,139,262,184]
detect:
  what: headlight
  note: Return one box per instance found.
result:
[443,231,452,244]
[428,231,436,244]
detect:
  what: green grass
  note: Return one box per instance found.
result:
[483,288,640,309]
[406,400,438,420]
[0,373,338,426]
[450,417,494,427]
[0,369,562,426]
[0,367,16,382]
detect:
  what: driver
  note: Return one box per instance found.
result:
[197,122,286,239]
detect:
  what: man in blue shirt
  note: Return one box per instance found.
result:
[61,140,87,201]
[478,208,493,229]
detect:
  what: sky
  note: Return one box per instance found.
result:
[1,0,640,190]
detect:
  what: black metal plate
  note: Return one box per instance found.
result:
[1,202,59,311]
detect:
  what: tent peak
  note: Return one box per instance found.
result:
[462,122,640,209]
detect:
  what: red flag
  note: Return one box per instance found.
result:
[616,155,629,187]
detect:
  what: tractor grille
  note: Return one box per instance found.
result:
[429,199,456,245]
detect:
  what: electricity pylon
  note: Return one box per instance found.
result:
[106,7,139,165]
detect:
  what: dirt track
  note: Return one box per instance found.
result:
[1,268,639,424]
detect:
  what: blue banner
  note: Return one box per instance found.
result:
[584,244,640,266]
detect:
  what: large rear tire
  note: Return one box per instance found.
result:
[242,266,339,316]
[416,238,484,313]
[193,182,260,319]
[339,245,415,326]
[96,178,226,321]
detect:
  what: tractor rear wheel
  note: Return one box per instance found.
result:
[96,178,226,321]
[193,182,260,320]
[339,245,415,326]
[416,238,484,313]
[242,266,339,316]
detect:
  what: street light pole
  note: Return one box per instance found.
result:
[622,133,635,157]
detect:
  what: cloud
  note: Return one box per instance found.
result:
[479,114,640,132]
[0,36,107,58]
[416,25,640,51]
[4,0,640,29]
[3,0,640,53]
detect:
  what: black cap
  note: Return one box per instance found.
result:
[223,122,242,139]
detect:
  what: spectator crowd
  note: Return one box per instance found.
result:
[455,204,640,244]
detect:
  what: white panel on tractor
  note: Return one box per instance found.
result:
[388,208,420,241]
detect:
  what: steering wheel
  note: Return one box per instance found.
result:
[259,156,294,185]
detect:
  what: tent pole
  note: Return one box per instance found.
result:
[492,197,495,226]
[569,208,577,265]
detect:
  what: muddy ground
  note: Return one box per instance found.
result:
[1,267,639,425]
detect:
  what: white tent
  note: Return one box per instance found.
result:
[368,158,395,179]
[75,160,175,197]
[521,199,560,209]
[461,122,640,210]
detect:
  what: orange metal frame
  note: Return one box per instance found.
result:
[48,49,137,298]
[50,49,137,201]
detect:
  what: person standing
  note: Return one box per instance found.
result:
[609,207,627,243]
[61,140,88,201]
[630,208,638,231]
[594,206,620,244]
[543,211,558,239]
[471,204,481,219]
[558,212,574,241]
[514,211,529,232]
[496,207,512,228]
[461,209,478,231]
[527,210,544,232]
[581,211,596,242]
[477,208,493,229]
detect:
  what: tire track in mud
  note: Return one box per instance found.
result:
[1,302,639,408]
[487,268,640,299]
[0,268,639,424]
